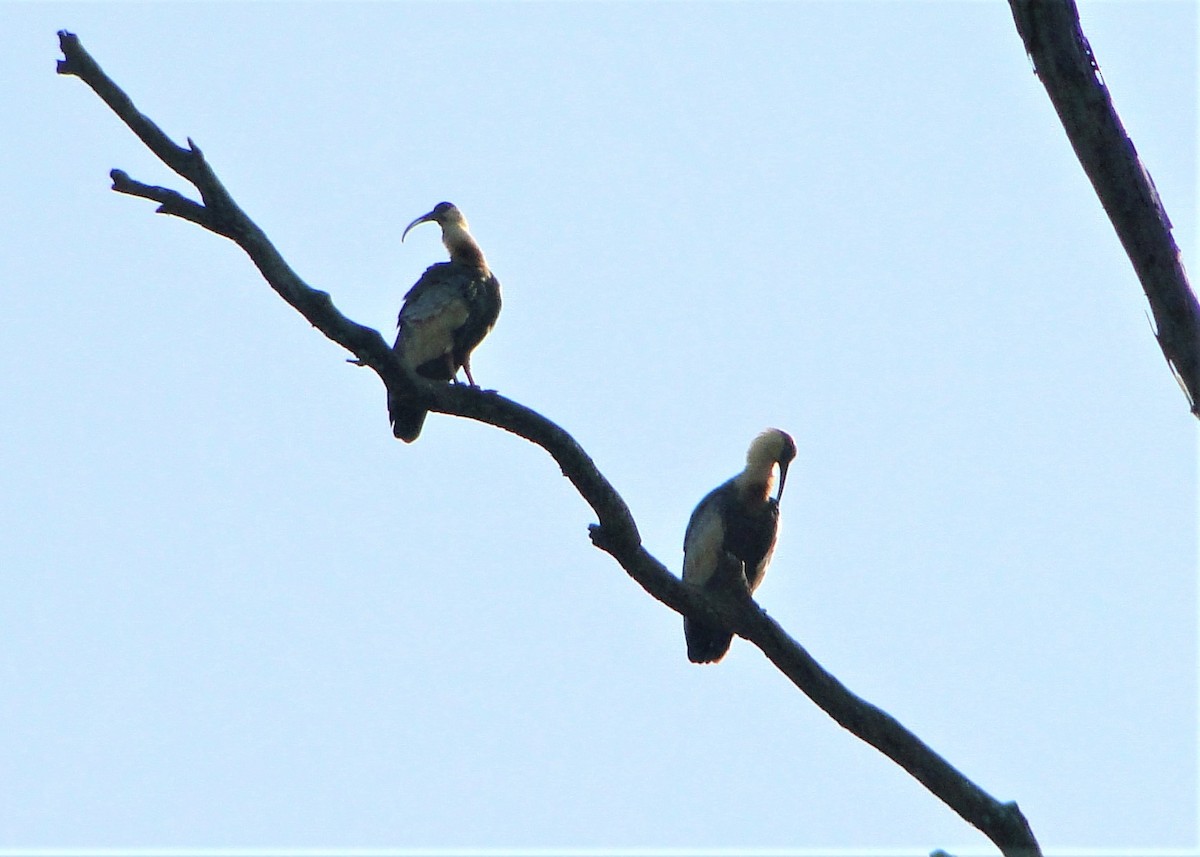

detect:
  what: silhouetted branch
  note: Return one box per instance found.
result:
[109,169,214,231]
[1008,0,1200,416]
[57,29,1042,857]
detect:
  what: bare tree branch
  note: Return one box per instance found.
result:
[109,169,215,231]
[1008,0,1200,416]
[56,29,1043,857]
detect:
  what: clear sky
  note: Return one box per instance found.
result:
[1,2,1196,855]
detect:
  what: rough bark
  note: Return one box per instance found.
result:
[57,29,1043,857]
[1008,0,1200,415]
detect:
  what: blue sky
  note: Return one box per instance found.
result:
[1,2,1196,854]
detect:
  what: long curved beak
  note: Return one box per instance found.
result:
[774,460,791,503]
[401,210,437,243]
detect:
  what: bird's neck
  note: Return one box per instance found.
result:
[735,470,775,506]
[443,224,489,271]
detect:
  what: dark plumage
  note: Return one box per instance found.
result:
[682,429,797,664]
[388,202,502,442]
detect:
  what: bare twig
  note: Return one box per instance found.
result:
[109,169,215,231]
[1008,0,1200,416]
[57,29,1043,857]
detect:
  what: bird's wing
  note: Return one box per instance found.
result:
[399,267,470,325]
[683,491,727,588]
[742,499,781,593]
[396,268,471,369]
[452,273,502,357]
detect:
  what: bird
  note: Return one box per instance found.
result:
[682,428,797,664]
[388,202,502,442]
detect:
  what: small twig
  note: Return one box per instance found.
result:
[109,169,220,233]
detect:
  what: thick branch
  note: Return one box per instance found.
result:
[588,521,1041,857]
[1008,0,1200,416]
[58,30,1041,857]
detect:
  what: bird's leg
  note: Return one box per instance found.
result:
[734,562,754,599]
[461,354,478,388]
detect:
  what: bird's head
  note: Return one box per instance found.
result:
[747,428,797,503]
[402,201,466,242]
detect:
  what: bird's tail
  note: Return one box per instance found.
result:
[388,389,428,443]
[684,616,734,664]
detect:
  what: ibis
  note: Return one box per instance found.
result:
[388,202,502,442]
[682,428,797,664]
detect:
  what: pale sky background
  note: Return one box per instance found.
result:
[1,2,1196,855]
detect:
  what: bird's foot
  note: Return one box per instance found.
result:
[451,377,495,394]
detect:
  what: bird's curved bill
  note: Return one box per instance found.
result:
[401,211,436,242]
[775,461,790,503]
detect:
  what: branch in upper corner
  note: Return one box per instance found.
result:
[58,30,1043,857]
[1007,0,1200,417]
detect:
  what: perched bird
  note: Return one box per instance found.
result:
[388,202,502,442]
[682,428,797,664]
